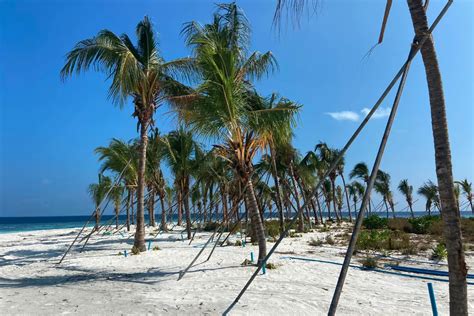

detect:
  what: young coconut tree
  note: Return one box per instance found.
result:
[88,174,112,230]
[398,179,415,218]
[455,179,473,213]
[61,17,194,252]
[179,3,297,264]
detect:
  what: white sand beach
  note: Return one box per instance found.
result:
[0,226,472,315]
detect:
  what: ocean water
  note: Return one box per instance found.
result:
[0,211,471,234]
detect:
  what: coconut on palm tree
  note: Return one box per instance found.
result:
[61,16,195,252]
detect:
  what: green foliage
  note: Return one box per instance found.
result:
[241,259,253,266]
[408,216,440,234]
[360,256,378,270]
[152,246,161,251]
[289,231,302,238]
[203,221,219,232]
[131,245,141,255]
[265,220,281,239]
[325,235,335,245]
[265,262,277,270]
[431,243,447,261]
[234,240,242,246]
[363,215,388,230]
[308,237,323,247]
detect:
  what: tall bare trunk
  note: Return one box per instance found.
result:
[270,144,285,232]
[246,179,267,265]
[177,189,183,226]
[331,178,340,222]
[221,184,228,226]
[160,191,167,231]
[115,199,119,229]
[126,189,131,232]
[289,163,304,232]
[340,174,352,222]
[407,1,467,313]
[133,122,148,252]
[94,205,100,230]
[183,179,192,239]
[408,200,415,219]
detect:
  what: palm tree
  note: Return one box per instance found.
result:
[455,179,473,213]
[160,127,201,239]
[374,170,395,218]
[407,1,468,312]
[95,139,138,232]
[454,183,461,212]
[88,174,112,230]
[417,180,439,216]
[398,179,414,218]
[349,162,373,214]
[179,3,297,265]
[61,17,194,252]
[109,183,124,229]
[346,181,365,217]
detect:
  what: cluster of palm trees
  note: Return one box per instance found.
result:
[61,2,472,268]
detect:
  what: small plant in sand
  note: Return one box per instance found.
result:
[117,251,123,256]
[241,259,253,266]
[431,243,447,261]
[152,246,160,251]
[308,238,324,247]
[289,231,302,238]
[325,235,335,245]
[265,262,278,270]
[360,256,378,270]
[131,245,141,255]
[234,240,242,246]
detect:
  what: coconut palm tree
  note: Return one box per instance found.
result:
[349,162,373,214]
[417,180,439,216]
[61,17,194,252]
[179,3,300,265]
[398,179,414,218]
[455,179,473,213]
[160,127,201,239]
[346,181,365,217]
[109,183,124,229]
[88,174,112,230]
[374,170,395,218]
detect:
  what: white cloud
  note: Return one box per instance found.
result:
[325,111,360,122]
[360,107,392,119]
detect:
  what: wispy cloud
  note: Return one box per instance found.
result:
[326,107,392,122]
[361,107,391,119]
[325,111,360,122]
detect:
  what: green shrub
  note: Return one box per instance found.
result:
[360,256,378,270]
[265,220,281,239]
[308,238,323,247]
[357,230,390,250]
[241,259,253,266]
[289,231,302,238]
[265,262,277,270]
[431,243,447,261]
[363,215,388,230]
[203,221,219,232]
[152,246,160,251]
[234,240,242,246]
[388,218,412,232]
[408,216,440,234]
[325,235,335,245]
[131,245,141,255]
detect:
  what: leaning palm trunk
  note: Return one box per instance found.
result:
[160,191,167,231]
[94,206,100,230]
[114,199,120,229]
[183,180,192,240]
[340,174,352,222]
[126,190,131,232]
[330,179,341,222]
[407,1,467,313]
[289,163,304,232]
[408,200,415,219]
[133,123,148,252]
[270,145,285,232]
[246,179,267,265]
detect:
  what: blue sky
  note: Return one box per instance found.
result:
[0,0,472,217]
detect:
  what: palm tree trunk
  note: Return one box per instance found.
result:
[340,174,352,222]
[246,179,267,265]
[407,1,467,313]
[183,180,192,240]
[126,189,131,232]
[131,190,135,225]
[289,163,304,232]
[384,198,389,219]
[115,199,119,229]
[94,206,100,231]
[221,184,228,226]
[160,191,167,231]
[331,179,340,222]
[269,144,285,233]
[177,189,183,226]
[408,201,415,219]
[133,122,148,252]
[389,199,396,219]
[147,189,154,227]
[469,197,474,214]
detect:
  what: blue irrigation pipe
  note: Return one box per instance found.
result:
[124,250,127,257]
[386,265,474,279]
[281,256,474,285]
[250,252,254,263]
[148,240,152,251]
[427,283,438,316]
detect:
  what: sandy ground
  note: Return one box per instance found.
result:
[0,225,472,315]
